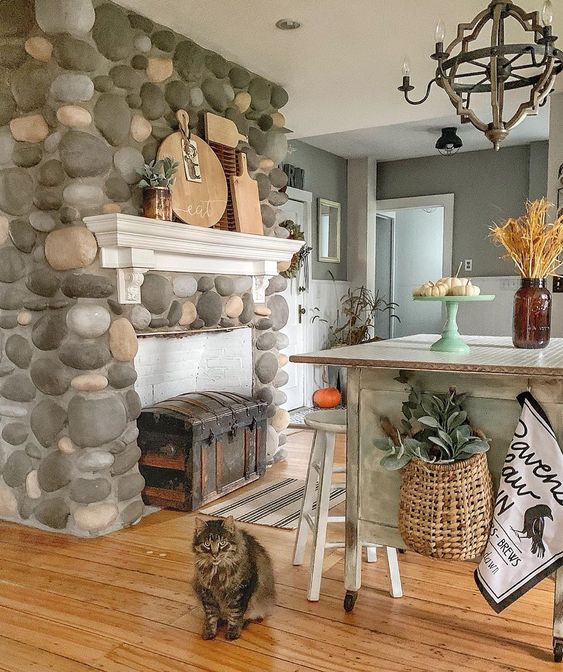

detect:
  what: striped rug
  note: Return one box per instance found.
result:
[199,477,346,530]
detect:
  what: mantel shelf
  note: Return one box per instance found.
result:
[84,214,303,304]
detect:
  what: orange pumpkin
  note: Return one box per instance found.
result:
[312,387,342,409]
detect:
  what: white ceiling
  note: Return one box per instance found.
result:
[115,0,560,159]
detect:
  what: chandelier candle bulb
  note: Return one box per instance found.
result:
[435,19,446,44]
[402,57,411,78]
[542,0,554,27]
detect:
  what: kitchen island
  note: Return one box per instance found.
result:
[291,334,563,662]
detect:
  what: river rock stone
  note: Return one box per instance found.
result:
[269,190,288,207]
[63,182,104,209]
[189,86,204,107]
[31,309,67,351]
[214,276,234,297]
[202,77,234,112]
[256,331,277,351]
[255,173,271,201]
[0,0,33,37]
[167,300,181,326]
[225,107,249,135]
[129,12,153,32]
[118,472,144,501]
[31,399,66,447]
[54,35,99,71]
[149,317,168,329]
[36,0,95,35]
[26,443,42,459]
[190,318,204,330]
[273,369,289,388]
[225,295,243,318]
[94,94,131,146]
[93,4,133,61]
[2,373,36,402]
[174,40,206,80]
[58,436,75,454]
[130,115,152,143]
[71,374,108,392]
[140,82,166,120]
[261,204,276,228]
[9,219,35,254]
[165,80,190,111]
[0,126,15,163]
[30,358,71,395]
[0,217,8,245]
[197,291,222,326]
[269,167,288,190]
[266,275,287,295]
[78,451,114,472]
[6,334,32,368]
[255,352,278,384]
[0,42,25,68]
[239,293,255,324]
[262,131,288,165]
[59,339,111,370]
[25,470,41,499]
[113,147,144,184]
[37,160,64,188]
[125,390,142,421]
[3,423,28,445]
[271,85,289,109]
[29,211,56,233]
[37,451,71,492]
[3,450,32,486]
[33,185,63,211]
[141,274,173,314]
[152,29,176,52]
[50,73,94,103]
[178,301,197,327]
[109,318,138,361]
[197,276,214,293]
[0,248,25,282]
[68,395,127,447]
[134,34,152,54]
[11,60,54,112]
[127,94,142,110]
[35,497,69,529]
[59,131,112,178]
[255,317,272,330]
[248,77,271,111]
[0,481,17,516]
[276,332,289,350]
[255,386,274,405]
[10,115,49,144]
[70,477,111,503]
[45,227,98,271]
[74,501,118,531]
[147,57,173,83]
[173,275,197,298]
[109,65,141,91]
[121,499,144,525]
[130,305,151,330]
[267,295,289,331]
[229,66,251,88]
[131,54,148,70]
[66,304,111,339]
[61,273,114,299]
[233,91,251,113]
[12,142,41,168]
[107,363,137,389]
[107,299,122,315]
[0,402,27,417]
[56,105,92,129]
[0,284,26,310]
[26,268,60,296]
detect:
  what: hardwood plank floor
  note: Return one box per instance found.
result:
[0,427,558,671]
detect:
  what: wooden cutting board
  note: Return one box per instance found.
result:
[231,152,263,236]
[157,110,227,227]
[205,112,247,148]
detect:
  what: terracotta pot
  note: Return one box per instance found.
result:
[143,186,172,221]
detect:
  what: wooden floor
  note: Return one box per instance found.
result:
[0,428,558,671]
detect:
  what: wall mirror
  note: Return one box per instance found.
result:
[318,198,341,263]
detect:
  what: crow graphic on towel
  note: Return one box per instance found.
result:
[512,504,553,559]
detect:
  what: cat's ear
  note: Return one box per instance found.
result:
[194,516,206,533]
[224,515,235,532]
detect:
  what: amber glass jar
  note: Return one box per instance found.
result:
[142,186,172,221]
[512,278,551,349]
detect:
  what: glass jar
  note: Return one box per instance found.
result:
[512,278,551,349]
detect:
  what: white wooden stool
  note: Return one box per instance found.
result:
[293,408,403,602]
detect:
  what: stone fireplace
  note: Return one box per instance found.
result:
[0,0,296,536]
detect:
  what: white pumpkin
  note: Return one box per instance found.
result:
[450,280,481,296]
[420,282,447,297]
[439,276,468,291]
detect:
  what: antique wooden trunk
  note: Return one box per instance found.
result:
[137,392,267,511]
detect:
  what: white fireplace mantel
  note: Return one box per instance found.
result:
[84,214,304,303]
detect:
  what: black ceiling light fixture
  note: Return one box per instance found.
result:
[275,18,301,30]
[399,0,562,151]
[436,127,463,156]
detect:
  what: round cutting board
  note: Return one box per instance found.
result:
[158,110,227,227]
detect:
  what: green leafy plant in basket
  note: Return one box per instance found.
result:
[374,386,490,470]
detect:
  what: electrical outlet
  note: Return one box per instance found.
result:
[464,259,473,272]
[553,277,563,293]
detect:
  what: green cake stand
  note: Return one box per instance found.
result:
[413,295,496,353]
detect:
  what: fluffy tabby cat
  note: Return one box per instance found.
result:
[192,516,276,640]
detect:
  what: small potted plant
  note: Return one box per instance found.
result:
[374,385,494,560]
[137,157,179,221]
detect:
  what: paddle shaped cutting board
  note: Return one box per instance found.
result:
[157,110,227,227]
[231,152,263,235]
[205,112,247,148]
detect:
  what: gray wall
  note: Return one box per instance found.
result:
[288,140,348,280]
[377,142,549,277]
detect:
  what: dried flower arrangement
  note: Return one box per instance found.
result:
[490,198,563,278]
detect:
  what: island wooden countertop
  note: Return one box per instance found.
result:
[290,334,563,378]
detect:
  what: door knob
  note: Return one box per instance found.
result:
[298,305,306,324]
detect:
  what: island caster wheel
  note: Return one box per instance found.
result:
[344,590,358,613]
[554,642,563,663]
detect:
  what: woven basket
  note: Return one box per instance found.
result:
[398,453,494,560]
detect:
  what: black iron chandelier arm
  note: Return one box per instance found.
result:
[398,78,436,105]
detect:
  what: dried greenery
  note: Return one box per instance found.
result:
[374,386,490,469]
[490,198,563,278]
[312,284,399,348]
[138,157,179,189]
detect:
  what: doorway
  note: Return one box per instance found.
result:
[374,194,454,339]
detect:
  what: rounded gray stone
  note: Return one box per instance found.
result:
[50,73,94,103]
[233,276,253,294]
[61,273,114,299]
[266,275,287,295]
[26,268,60,297]
[150,317,168,329]
[107,299,123,316]
[262,131,288,164]
[165,80,190,111]
[273,369,289,388]
[0,42,25,69]
[11,61,54,112]
[150,123,173,141]
[131,54,148,70]
[219,318,236,328]
[276,332,289,350]
[255,352,278,384]
[261,203,276,228]
[3,450,32,486]
[0,315,18,330]
[189,86,204,107]
[68,395,127,448]
[93,75,113,93]
[59,130,112,178]
[110,65,142,91]
[271,85,289,109]
[31,400,67,447]
[197,276,214,293]
[240,146,260,171]
[54,35,99,71]
[239,293,255,324]
[128,13,153,32]
[140,82,167,120]
[121,499,144,525]
[26,443,42,459]
[0,0,34,37]
[214,276,234,297]
[249,78,271,111]
[29,211,56,233]
[142,139,158,164]
[126,93,142,110]
[174,40,206,80]
[113,147,144,184]
[197,291,222,326]
[0,249,25,283]
[9,219,36,254]
[130,304,151,330]
[93,3,133,61]
[111,443,141,475]
[59,205,80,224]
[0,168,33,215]
[255,317,273,330]
[35,498,70,530]
[13,143,42,168]
[63,182,104,209]
[117,472,145,501]
[273,389,287,406]
[255,173,271,201]
[173,276,197,298]
[37,451,71,492]
[2,423,28,445]
[167,300,182,327]
[256,332,277,351]
[266,403,276,419]
[0,90,16,127]
[224,107,249,136]
[19,496,36,520]
[125,390,142,421]
[202,77,234,112]
[38,160,65,187]
[35,0,95,35]
[267,295,289,331]
[107,363,137,389]
[0,284,26,311]
[206,53,230,78]
[32,310,67,351]
[30,358,71,396]
[58,339,111,370]
[5,334,32,369]
[33,186,63,211]
[105,173,131,202]
[141,274,173,315]
[270,168,288,189]
[255,386,273,405]
[258,114,273,132]
[77,451,114,473]
[191,318,204,330]
[94,94,131,146]
[2,373,36,402]
[229,66,251,89]
[70,477,111,503]
[152,30,176,52]
[269,190,289,207]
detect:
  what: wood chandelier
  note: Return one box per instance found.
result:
[399,0,563,150]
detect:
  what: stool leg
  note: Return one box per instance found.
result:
[385,547,403,598]
[293,430,322,566]
[366,545,378,563]
[308,431,335,601]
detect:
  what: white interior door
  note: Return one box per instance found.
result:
[279,192,311,410]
